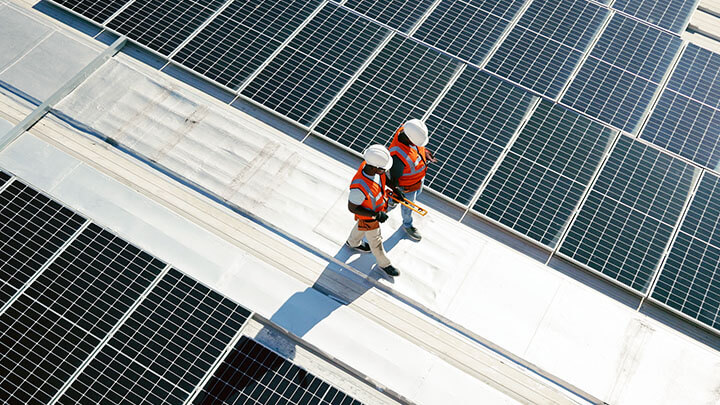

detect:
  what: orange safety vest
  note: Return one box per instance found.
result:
[389,126,427,192]
[350,162,388,221]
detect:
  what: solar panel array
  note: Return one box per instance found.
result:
[45,0,720,334]
[0,173,368,403]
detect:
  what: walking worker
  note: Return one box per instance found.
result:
[388,119,437,241]
[346,144,400,277]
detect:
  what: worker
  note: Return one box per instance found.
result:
[346,145,400,277]
[387,119,437,241]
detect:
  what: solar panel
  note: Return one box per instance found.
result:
[412,0,525,64]
[485,0,608,98]
[0,223,165,403]
[474,100,615,247]
[0,170,9,187]
[561,15,682,132]
[652,172,720,330]
[173,0,323,90]
[640,44,720,171]
[611,0,699,33]
[193,336,363,405]
[107,0,226,56]
[242,3,389,126]
[558,136,698,292]
[423,66,535,204]
[0,180,86,308]
[59,268,250,404]
[342,0,435,32]
[315,35,459,152]
[49,0,131,24]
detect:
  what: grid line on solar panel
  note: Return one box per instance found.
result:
[420,66,535,204]
[173,0,323,90]
[0,293,100,404]
[0,180,87,308]
[485,0,608,98]
[106,0,226,56]
[611,0,699,33]
[342,0,435,32]
[314,34,459,152]
[61,268,250,403]
[560,14,682,132]
[412,0,526,64]
[474,101,615,247]
[558,136,698,291]
[242,3,389,126]
[194,336,363,405]
[49,0,132,24]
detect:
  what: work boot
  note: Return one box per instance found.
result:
[380,264,400,277]
[345,240,371,253]
[404,226,422,241]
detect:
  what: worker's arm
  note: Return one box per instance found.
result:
[387,156,404,189]
[348,202,387,222]
[426,149,438,163]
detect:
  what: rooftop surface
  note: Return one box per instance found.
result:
[1,0,720,404]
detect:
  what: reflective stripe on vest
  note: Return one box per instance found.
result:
[349,162,387,220]
[389,127,427,187]
[389,146,425,176]
[351,179,383,211]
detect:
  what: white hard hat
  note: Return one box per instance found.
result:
[403,119,429,147]
[363,144,392,170]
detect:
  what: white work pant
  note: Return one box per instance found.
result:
[347,223,391,268]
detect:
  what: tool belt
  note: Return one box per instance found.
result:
[357,218,380,231]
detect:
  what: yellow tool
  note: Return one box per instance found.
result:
[390,192,428,216]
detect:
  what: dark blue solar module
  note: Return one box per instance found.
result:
[485,0,608,98]
[194,336,363,405]
[242,3,389,126]
[173,0,323,90]
[0,180,86,308]
[652,172,720,330]
[49,0,131,24]
[424,66,535,204]
[59,269,250,404]
[412,0,525,64]
[475,101,615,247]
[641,44,720,171]
[107,0,226,55]
[315,35,459,152]
[559,136,698,292]
[561,15,682,132]
[612,0,699,33]
[343,0,434,32]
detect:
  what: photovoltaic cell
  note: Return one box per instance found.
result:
[343,0,434,32]
[0,180,86,308]
[652,173,720,330]
[315,35,459,153]
[559,136,698,291]
[242,4,389,126]
[194,337,363,405]
[49,0,131,24]
[173,0,323,89]
[59,269,249,404]
[424,67,534,204]
[612,0,699,33]
[0,294,100,404]
[107,0,226,56]
[640,44,720,171]
[412,0,525,63]
[485,0,607,98]
[561,15,682,132]
[475,101,614,247]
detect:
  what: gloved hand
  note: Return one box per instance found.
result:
[375,211,389,223]
[392,188,405,201]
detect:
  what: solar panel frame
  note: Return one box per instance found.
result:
[557,135,699,292]
[484,0,609,98]
[242,3,390,126]
[0,170,10,188]
[48,0,133,24]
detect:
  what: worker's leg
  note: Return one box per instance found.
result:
[346,222,365,247]
[401,187,420,228]
[365,227,392,268]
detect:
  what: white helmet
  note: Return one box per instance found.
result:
[404,119,429,147]
[363,144,392,170]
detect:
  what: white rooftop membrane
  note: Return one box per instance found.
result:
[46,54,720,404]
